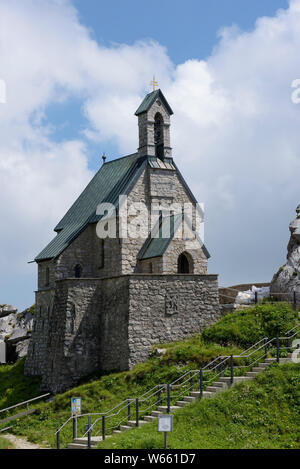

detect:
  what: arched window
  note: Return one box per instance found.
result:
[45,267,50,287]
[74,264,82,278]
[154,113,164,159]
[178,252,193,274]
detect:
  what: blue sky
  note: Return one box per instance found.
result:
[0,0,299,311]
[48,0,290,175]
[75,0,289,64]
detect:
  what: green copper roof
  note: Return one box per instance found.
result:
[36,153,145,262]
[135,89,174,116]
[138,214,183,260]
[138,213,210,261]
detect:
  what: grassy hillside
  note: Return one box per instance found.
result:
[0,359,41,410]
[202,302,297,347]
[0,302,298,448]
[99,363,300,449]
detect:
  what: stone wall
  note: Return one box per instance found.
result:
[24,288,55,376]
[100,276,130,371]
[56,224,122,280]
[121,165,200,275]
[38,259,56,290]
[127,274,219,367]
[27,273,219,393]
[162,240,208,274]
[40,279,103,393]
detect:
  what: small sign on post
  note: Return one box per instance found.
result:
[158,414,173,449]
[71,397,81,416]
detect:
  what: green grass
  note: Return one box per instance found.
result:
[202,302,298,347]
[0,359,41,410]
[99,363,300,449]
[0,342,243,448]
[0,302,298,449]
[0,436,14,449]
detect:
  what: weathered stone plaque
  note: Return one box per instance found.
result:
[165,295,179,316]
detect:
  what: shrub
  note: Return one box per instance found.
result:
[202,302,298,347]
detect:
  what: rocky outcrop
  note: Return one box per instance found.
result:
[0,305,34,362]
[271,205,300,300]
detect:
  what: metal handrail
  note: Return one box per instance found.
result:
[55,319,299,444]
[285,323,300,335]
[239,337,268,356]
[0,393,50,414]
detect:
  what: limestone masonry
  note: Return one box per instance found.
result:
[25,89,220,393]
[271,204,300,300]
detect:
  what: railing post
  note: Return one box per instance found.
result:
[27,403,29,415]
[102,415,105,441]
[167,384,171,414]
[73,416,77,439]
[189,370,193,394]
[286,332,290,350]
[293,291,297,310]
[87,416,91,449]
[276,337,280,363]
[56,430,60,450]
[135,398,139,427]
[127,399,131,421]
[199,369,203,398]
[255,291,258,304]
[264,338,268,360]
[230,355,234,385]
[157,384,161,407]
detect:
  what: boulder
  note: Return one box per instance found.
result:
[270,205,300,301]
[0,305,34,362]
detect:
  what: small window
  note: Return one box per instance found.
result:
[74,264,82,278]
[45,267,50,287]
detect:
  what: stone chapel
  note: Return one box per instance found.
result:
[25,89,220,393]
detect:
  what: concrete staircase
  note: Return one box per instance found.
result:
[67,355,293,449]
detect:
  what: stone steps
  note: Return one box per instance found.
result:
[206,385,223,393]
[219,376,251,384]
[127,420,148,427]
[176,400,189,407]
[144,415,157,422]
[158,405,181,412]
[190,391,214,398]
[67,355,287,448]
[67,436,103,449]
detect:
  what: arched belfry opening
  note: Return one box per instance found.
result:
[154,113,164,159]
[178,252,193,274]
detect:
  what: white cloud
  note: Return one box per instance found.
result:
[0,0,300,308]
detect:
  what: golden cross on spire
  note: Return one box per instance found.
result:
[150,76,158,92]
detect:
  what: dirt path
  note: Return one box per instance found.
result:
[2,434,46,450]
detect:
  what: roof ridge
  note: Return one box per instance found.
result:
[103,152,138,165]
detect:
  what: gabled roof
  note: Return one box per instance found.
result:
[135,89,174,116]
[138,213,210,261]
[138,214,183,260]
[35,153,146,262]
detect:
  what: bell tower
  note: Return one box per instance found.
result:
[135,89,174,159]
